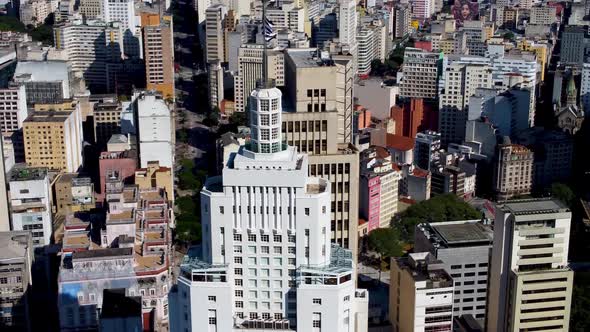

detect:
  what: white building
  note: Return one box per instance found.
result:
[0,85,28,133]
[339,0,358,72]
[530,6,557,25]
[103,0,140,57]
[412,0,432,22]
[8,167,53,247]
[172,84,368,331]
[137,92,174,168]
[487,199,573,332]
[400,48,439,99]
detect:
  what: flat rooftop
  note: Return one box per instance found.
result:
[502,198,569,215]
[287,48,337,68]
[14,60,69,82]
[432,223,491,245]
[10,166,48,181]
[25,111,72,122]
[0,231,30,261]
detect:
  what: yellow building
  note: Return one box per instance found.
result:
[517,39,548,81]
[135,161,174,203]
[23,105,83,172]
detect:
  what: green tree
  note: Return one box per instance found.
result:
[394,194,481,243]
[175,195,202,243]
[503,32,515,41]
[367,228,403,259]
[551,183,575,207]
[0,16,26,32]
[177,159,205,191]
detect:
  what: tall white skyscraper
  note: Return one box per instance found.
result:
[103,0,140,57]
[339,0,358,72]
[171,82,369,331]
[487,199,573,332]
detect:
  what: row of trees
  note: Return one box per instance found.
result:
[0,15,54,45]
[175,159,207,244]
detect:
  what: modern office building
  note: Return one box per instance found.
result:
[400,48,439,100]
[0,231,33,331]
[172,82,368,331]
[493,143,534,201]
[137,92,174,168]
[205,4,228,64]
[142,18,175,99]
[23,105,83,172]
[359,146,401,233]
[58,187,172,332]
[390,252,454,332]
[282,49,359,252]
[8,167,52,247]
[560,26,586,65]
[13,61,71,105]
[415,221,493,320]
[487,199,573,332]
[234,45,284,113]
[439,63,492,144]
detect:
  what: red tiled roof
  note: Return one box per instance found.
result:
[412,167,430,178]
[386,134,415,151]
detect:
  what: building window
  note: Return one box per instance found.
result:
[313,298,321,305]
[219,206,224,214]
[248,234,256,242]
[235,257,242,264]
[261,235,269,242]
[273,234,282,242]
[208,296,216,302]
[305,208,310,216]
[233,234,242,242]
[235,290,243,297]
[235,301,243,308]
[313,313,321,328]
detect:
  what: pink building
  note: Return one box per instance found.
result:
[97,150,137,203]
[360,146,402,235]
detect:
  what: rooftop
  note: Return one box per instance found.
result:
[25,111,72,123]
[501,198,569,216]
[386,134,415,151]
[422,221,492,246]
[72,247,133,260]
[0,231,31,261]
[10,166,48,181]
[14,60,69,82]
[286,48,337,68]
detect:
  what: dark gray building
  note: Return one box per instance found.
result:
[0,231,33,332]
[561,26,586,65]
[414,220,492,322]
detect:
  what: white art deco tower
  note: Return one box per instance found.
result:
[171,81,369,331]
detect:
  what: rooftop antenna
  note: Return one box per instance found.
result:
[260,0,276,88]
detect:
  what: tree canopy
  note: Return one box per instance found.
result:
[177,158,206,191]
[394,194,481,243]
[367,228,403,258]
[551,182,575,207]
[175,195,202,244]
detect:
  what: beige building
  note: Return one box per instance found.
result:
[487,199,573,332]
[79,0,102,18]
[205,4,228,64]
[135,161,174,205]
[282,48,359,252]
[234,45,284,113]
[493,143,533,201]
[23,103,83,172]
[54,173,95,216]
[390,252,454,332]
[400,48,439,100]
[143,17,175,99]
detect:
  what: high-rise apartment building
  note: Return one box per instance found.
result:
[206,4,228,64]
[493,143,534,201]
[282,49,359,252]
[487,199,573,332]
[54,20,124,90]
[0,231,33,331]
[439,63,492,144]
[234,45,284,113]
[208,60,224,109]
[103,0,139,57]
[172,82,368,331]
[23,105,83,172]
[0,85,27,134]
[8,166,53,247]
[0,145,9,232]
[359,146,401,233]
[93,100,122,148]
[143,17,175,99]
[413,131,441,171]
[390,252,454,332]
[194,0,212,48]
[137,92,174,168]
[339,0,358,72]
[393,3,411,39]
[412,0,432,22]
[561,26,586,65]
[415,221,493,320]
[399,48,439,100]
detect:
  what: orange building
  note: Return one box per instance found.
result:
[389,99,437,138]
